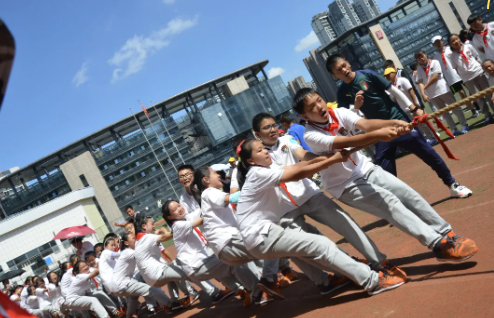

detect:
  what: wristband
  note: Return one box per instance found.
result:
[229,191,241,204]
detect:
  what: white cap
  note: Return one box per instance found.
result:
[431,35,442,44]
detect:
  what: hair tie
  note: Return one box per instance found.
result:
[236,139,246,156]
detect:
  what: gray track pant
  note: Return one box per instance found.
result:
[430,91,467,130]
[339,165,451,248]
[249,223,379,291]
[114,279,170,318]
[64,291,117,318]
[464,75,494,117]
[153,263,189,287]
[281,192,387,270]
[189,254,260,294]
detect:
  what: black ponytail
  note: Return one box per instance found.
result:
[72,261,87,276]
[120,233,130,251]
[59,262,71,284]
[237,139,256,190]
[190,166,211,207]
[161,200,179,228]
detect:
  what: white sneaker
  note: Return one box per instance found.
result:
[450,183,473,198]
[471,110,480,118]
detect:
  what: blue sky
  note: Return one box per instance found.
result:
[0,0,396,171]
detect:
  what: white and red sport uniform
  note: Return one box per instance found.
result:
[134,233,170,286]
[98,250,120,293]
[59,268,74,298]
[471,22,494,61]
[431,46,462,86]
[9,294,21,304]
[47,283,64,310]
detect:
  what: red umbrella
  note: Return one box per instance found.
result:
[52,225,95,240]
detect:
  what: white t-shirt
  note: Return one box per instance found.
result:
[47,283,63,309]
[172,210,213,276]
[392,77,414,116]
[449,44,484,82]
[35,288,52,309]
[20,285,29,308]
[471,22,494,61]
[227,165,236,178]
[432,47,462,85]
[76,241,94,258]
[201,187,239,257]
[236,166,285,250]
[10,294,21,304]
[98,250,119,292]
[303,108,374,199]
[64,273,92,302]
[415,59,450,99]
[230,167,239,190]
[265,135,321,214]
[111,248,136,293]
[134,233,165,286]
[179,191,200,213]
[88,267,103,290]
[60,268,73,298]
[26,295,39,309]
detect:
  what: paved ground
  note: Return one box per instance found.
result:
[153,123,494,318]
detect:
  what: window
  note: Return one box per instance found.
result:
[109,175,114,180]
[120,169,124,175]
[130,150,135,156]
[151,166,157,172]
[115,185,119,191]
[125,180,130,185]
[136,161,140,166]
[79,174,89,187]
[103,165,108,170]
[141,172,146,177]
[141,145,145,150]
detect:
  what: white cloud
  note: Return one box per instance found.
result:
[163,0,176,4]
[108,16,198,83]
[294,30,320,52]
[72,62,89,87]
[267,67,285,79]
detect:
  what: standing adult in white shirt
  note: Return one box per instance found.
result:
[71,237,94,259]
[468,14,494,62]
[415,50,469,135]
[431,35,480,118]
[448,34,494,126]
[177,165,200,213]
[481,59,494,104]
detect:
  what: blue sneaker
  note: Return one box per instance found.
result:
[484,115,494,126]
[452,129,461,136]
[461,125,469,134]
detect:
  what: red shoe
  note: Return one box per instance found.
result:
[277,272,290,288]
[240,289,253,307]
[257,278,285,300]
[381,260,407,278]
[434,236,478,262]
[211,289,235,305]
[368,271,406,295]
[281,267,299,282]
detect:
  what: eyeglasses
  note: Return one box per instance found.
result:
[261,124,278,131]
[178,172,193,180]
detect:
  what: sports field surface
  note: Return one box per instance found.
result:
[159,123,494,318]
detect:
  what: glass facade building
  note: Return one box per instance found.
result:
[0,61,292,222]
[320,0,467,77]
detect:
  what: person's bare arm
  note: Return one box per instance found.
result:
[407,88,424,116]
[114,221,129,228]
[280,151,350,183]
[156,228,173,242]
[163,249,174,263]
[230,187,239,194]
[418,82,429,102]
[153,219,166,227]
[293,147,318,161]
[191,217,203,228]
[87,269,99,280]
[423,73,439,90]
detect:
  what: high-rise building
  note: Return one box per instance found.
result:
[287,76,308,97]
[327,0,362,36]
[353,0,382,22]
[303,49,339,102]
[318,0,472,83]
[0,60,292,225]
[311,11,338,47]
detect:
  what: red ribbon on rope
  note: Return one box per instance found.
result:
[411,114,459,160]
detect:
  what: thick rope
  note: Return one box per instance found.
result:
[345,85,494,158]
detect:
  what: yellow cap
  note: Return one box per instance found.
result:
[327,101,338,109]
[228,157,236,163]
[383,67,396,76]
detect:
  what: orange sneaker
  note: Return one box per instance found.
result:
[381,260,407,278]
[368,271,406,295]
[211,289,235,305]
[179,296,192,309]
[114,311,125,317]
[281,267,299,282]
[257,277,285,300]
[255,292,274,305]
[277,272,290,288]
[434,237,478,262]
[188,293,200,306]
[240,289,253,307]
[318,274,351,295]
